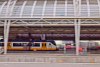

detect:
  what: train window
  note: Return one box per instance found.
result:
[32,43,40,47]
[49,43,51,45]
[13,43,24,47]
[0,43,4,46]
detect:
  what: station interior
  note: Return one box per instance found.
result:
[0,0,100,55]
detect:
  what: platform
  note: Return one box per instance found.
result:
[0,63,100,67]
[0,53,100,63]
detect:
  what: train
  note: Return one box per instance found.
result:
[0,40,58,51]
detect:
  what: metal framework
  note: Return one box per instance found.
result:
[0,0,100,55]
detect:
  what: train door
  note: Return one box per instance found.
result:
[23,43,29,50]
[8,42,12,49]
[42,42,47,50]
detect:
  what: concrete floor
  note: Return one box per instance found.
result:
[0,63,100,67]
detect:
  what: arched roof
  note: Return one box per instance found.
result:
[0,0,100,19]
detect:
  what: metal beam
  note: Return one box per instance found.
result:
[20,1,27,17]
[53,0,57,17]
[42,0,47,17]
[73,0,76,17]
[0,1,7,15]
[31,0,37,17]
[10,0,17,16]
[86,0,90,17]
[97,0,100,16]
[65,0,67,16]
[1,16,100,20]
[2,24,100,26]
[6,0,12,17]
[78,0,81,16]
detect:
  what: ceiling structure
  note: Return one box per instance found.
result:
[0,0,100,55]
[0,0,100,40]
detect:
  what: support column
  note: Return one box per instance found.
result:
[4,20,10,54]
[4,20,7,54]
[75,19,81,55]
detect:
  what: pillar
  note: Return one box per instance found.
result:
[75,19,81,55]
[4,20,10,54]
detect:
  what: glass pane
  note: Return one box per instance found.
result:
[56,0,65,16]
[33,0,44,16]
[44,0,54,16]
[13,43,24,47]
[33,43,40,47]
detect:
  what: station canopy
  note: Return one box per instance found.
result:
[0,0,99,19]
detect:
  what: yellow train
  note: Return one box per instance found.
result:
[0,42,58,51]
